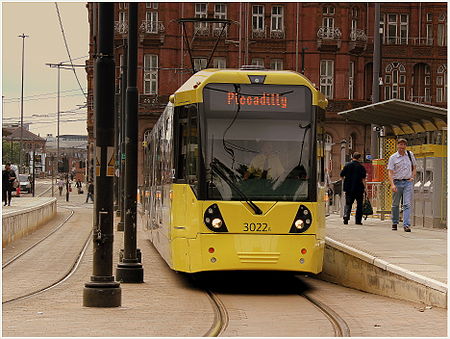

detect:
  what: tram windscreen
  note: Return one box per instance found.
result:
[203,83,313,201]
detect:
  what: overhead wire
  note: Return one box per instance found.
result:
[54,2,87,99]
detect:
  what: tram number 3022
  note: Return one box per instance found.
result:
[243,222,271,232]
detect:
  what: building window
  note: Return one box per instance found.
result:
[146,3,158,9]
[252,5,264,31]
[320,60,334,99]
[145,11,159,33]
[270,59,283,70]
[384,62,406,100]
[436,64,447,103]
[213,4,227,34]
[271,6,283,32]
[426,13,433,22]
[195,3,208,33]
[426,23,433,45]
[349,61,355,100]
[213,57,226,69]
[193,58,208,72]
[438,13,447,46]
[384,14,409,45]
[143,54,158,95]
[251,58,264,67]
[119,3,128,10]
[323,6,335,15]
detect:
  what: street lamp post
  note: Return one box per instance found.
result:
[18,33,29,173]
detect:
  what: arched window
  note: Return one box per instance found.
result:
[438,13,447,46]
[384,62,406,100]
[436,65,447,103]
[412,63,431,103]
[322,5,335,38]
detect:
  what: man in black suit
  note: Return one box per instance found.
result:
[2,163,15,206]
[340,152,367,225]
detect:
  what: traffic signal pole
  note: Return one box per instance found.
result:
[83,2,121,307]
[116,2,144,283]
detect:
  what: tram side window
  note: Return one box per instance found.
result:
[175,105,199,191]
[155,125,163,186]
[186,106,199,188]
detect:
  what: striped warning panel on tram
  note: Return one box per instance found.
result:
[237,252,280,263]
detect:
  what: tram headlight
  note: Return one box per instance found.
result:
[294,219,304,229]
[289,205,312,234]
[212,218,223,229]
[203,204,228,232]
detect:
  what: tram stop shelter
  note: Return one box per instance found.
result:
[338,99,447,229]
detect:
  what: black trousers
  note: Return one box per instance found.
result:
[3,188,12,205]
[343,191,364,223]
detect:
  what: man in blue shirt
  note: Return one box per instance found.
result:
[387,138,416,232]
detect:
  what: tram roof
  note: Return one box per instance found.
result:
[338,99,447,134]
[172,69,328,109]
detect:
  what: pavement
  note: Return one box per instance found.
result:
[325,213,447,285]
[1,197,54,216]
[2,193,448,336]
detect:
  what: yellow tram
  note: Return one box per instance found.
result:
[142,67,328,273]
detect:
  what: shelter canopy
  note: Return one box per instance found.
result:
[338,99,447,134]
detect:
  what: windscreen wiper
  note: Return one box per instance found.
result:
[210,158,263,215]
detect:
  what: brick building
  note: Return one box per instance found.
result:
[86,2,447,184]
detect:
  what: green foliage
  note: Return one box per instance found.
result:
[2,140,25,165]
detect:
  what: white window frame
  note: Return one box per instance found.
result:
[426,23,433,45]
[436,65,447,103]
[320,60,334,99]
[252,5,264,31]
[146,11,159,33]
[438,15,447,46]
[193,58,208,72]
[195,3,208,31]
[271,6,283,32]
[143,54,158,95]
[251,58,265,67]
[384,62,406,100]
[270,59,283,70]
[213,4,227,32]
[213,57,226,69]
[349,61,355,100]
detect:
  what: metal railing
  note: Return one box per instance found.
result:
[140,20,165,34]
[350,29,367,42]
[317,26,342,40]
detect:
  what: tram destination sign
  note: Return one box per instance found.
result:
[204,84,311,117]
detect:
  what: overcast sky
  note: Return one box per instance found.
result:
[2,2,89,137]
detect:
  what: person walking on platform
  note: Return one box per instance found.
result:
[85,181,94,203]
[340,152,367,225]
[58,178,64,196]
[2,163,16,206]
[387,138,416,232]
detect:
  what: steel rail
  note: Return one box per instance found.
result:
[3,227,92,304]
[203,289,229,337]
[301,293,351,337]
[2,206,75,269]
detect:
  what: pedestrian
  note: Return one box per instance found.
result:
[85,181,94,203]
[340,152,367,225]
[2,163,16,206]
[75,179,83,194]
[387,138,416,232]
[58,178,64,196]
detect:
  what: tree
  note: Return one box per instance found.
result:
[2,140,25,165]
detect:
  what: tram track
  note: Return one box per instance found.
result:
[194,272,350,337]
[203,289,230,337]
[2,205,92,305]
[301,292,351,337]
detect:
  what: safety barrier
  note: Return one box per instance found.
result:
[2,198,57,247]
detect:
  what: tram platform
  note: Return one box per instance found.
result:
[2,197,57,247]
[322,213,447,308]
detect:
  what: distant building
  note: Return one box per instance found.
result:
[86,2,447,183]
[45,134,88,181]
